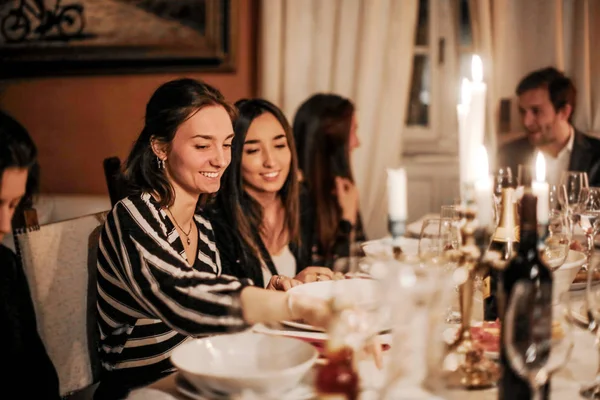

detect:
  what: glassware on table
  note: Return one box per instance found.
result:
[503,281,574,400]
[549,184,568,212]
[418,218,442,259]
[574,187,600,270]
[439,206,464,323]
[318,242,384,399]
[582,245,600,399]
[381,256,455,398]
[441,205,460,223]
[560,171,590,212]
[542,209,572,271]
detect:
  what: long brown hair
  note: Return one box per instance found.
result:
[124,78,237,208]
[219,98,300,262]
[293,94,355,255]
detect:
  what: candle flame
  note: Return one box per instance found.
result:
[535,152,546,182]
[460,78,471,106]
[472,55,483,83]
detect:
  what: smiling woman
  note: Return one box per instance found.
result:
[214,98,335,290]
[94,80,333,399]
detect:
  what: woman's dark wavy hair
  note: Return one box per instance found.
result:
[0,110,39,209]
[292,93,355,255]
[219,98,300,261]
[124,78,237,208]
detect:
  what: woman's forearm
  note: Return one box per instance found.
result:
[239,286,292,325]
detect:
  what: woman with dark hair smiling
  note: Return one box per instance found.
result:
[292,94,366,268]
[215,99,334,289]
[0,110,60,399]
[94,79,331,398]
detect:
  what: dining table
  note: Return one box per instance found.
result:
[126,288,599,400]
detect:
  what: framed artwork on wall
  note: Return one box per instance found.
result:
[0,0,236,77]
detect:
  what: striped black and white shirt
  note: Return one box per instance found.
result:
[96,193,252,386]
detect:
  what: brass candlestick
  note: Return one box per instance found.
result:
[442,210,499,390]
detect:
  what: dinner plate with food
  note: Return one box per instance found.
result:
[443,319,566,359]
[570,269,600,291]
[443,320,500,359]
[281,280,391,333]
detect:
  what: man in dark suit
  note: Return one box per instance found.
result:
[497,67,600,187]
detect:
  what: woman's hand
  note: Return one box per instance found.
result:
[266,275,302,291]
[287,293,332,327]
[294,266,335,283]
[334,177,359,225]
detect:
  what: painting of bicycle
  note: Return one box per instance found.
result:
[0,0,234,77]
[1,0,85,42]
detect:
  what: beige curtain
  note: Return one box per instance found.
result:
[259,0,419,238]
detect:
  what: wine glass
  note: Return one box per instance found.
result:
[542,209,571,271]
[438,207,463,323]
[581,232,600,399]
[574,188,600,272]
[441,205,460,222]
[549,184,568,212]
[330,242,385,354]
[504,282,574,400]
[418,218,443,259]
[560,171,590,212]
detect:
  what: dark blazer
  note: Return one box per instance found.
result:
[497,129,600,186]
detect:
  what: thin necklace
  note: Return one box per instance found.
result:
[167,208,193,245]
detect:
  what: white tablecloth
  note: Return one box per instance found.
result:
[136,303,597,400]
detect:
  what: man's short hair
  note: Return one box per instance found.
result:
[516,67,577,121]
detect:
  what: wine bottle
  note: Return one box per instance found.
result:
[498,193,553,400]
[483,187,519,321]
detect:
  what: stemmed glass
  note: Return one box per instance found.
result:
[560,171,590,212]
[438,206,464,322]
[574,188,600,271]
[504,282,574,400]
[581,229,600,399]
[542,209,571,271]
[418,218,443,259]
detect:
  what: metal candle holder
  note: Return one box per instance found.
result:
[442,208,499,390]
[388,217,406,259]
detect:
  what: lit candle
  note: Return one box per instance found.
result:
[532,152,550,224]
[457,78,472,197]
[474,146,493,227]
[468,55,487,182]
[387,168,407,221]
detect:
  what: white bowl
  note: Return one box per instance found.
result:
[553,250,586,297]
[361,237,419,258]
[171,332,318,396]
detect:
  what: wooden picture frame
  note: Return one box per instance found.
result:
[0,0,236,78]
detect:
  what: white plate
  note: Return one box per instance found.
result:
[361,237,419,258]
[282,280,389,333]
[175,373,315,400]
[570,280,600,291]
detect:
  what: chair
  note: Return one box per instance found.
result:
[13,208,107,399]
[103,156,127,207]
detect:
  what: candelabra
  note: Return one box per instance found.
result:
[442,208,499,389]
